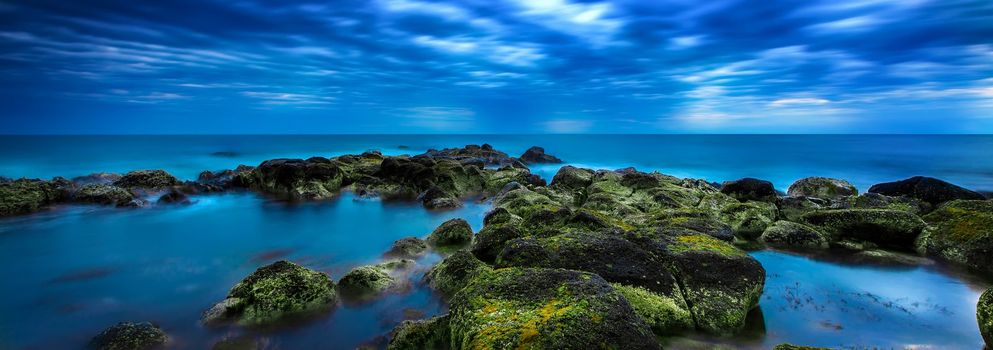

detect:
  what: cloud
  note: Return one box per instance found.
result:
[241,91,335,106]
[543,119,593,133]
[397,106,476,130]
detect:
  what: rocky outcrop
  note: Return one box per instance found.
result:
[978,288,993,348]
[426,218,473,248]
[202,260,336,326]
[787,177,857,198]
[916,200,993,274]
[868,176,984,207]
[0,178,64,216]
[519,146,562,164]
[803,209,925,250]
[113,170,180,189]
[720,178,778,202]
[759,221,829,250]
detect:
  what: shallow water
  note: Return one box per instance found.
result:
[1,135,992,349]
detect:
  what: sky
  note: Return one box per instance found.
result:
[0,0,992,134]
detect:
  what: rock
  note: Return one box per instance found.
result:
[197,165,254,191]
[654,212,735,242]
[482,207,521,227]
[424,144,511,166]
[74,184,136,207]
[849,192,930,214]
[802,209,925,250]
[868,176,984,207]
[759,221,829,250]
[701,194,778,240]
[470,225,522,263]
[518,146,562,164]
[88,322,167,350]
[917,200,993,274]
[338,260,413,300]
[0,179,63,216]
[113,170,180,189]
[612,283,694,335]
[157,189,191,205]
[787,177,857,198]
[427,218,473,248]
[978,288,993,347]
[667,234,765,336]
[720,178,778,202]
[448,268,659,349]
[773,345,831,350]
[776,196,828,222]
[202,260,336,326]
[211,336,269,350]
[72,173,121,185]
[384,237,428,258]
[387,315,451,350]
[549,166,594,190]
[239,158,345,200]
[850,249,931,267]
[425,251,492,297]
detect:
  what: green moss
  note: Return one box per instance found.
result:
[787,177,857,199]
[88,322,167,350]
[802,209,925,249]
[0,179,61,216]
[611,284,693,335]
[427,218,474,247]
[204,260,337,326]
[759,221,829,250]
[387,315,451,350]
[918,200,993,273]
[113,170,180,189]
[978,288,993,347]
[426,251,493,297]
[669,234,747,258]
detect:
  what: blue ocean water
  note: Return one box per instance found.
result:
[1,135,991,349]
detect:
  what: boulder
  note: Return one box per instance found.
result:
[777,196,827,222]
[74,184,136,207]
[667,234,765,336]
[88,322,167,350]
[868,176,984,207]
[387,315,451,350]
[849,192,929,214]
[759,221,829,250]
[787,177,857,198]
[384,237,428,258]
[978,288,993,347]
[0,179,63,216]
[917,200,993,274]
[426,218,473,248]
[518,146,562,164]
[802,209,925,250]
[113,170,180,189]
[549,166,594,190]
[239,158,345,200]
[202,260,336,326]
[720,178,777,202]
[157,189,191,205]
[426,251,492,298]
[448,268,659,349]
[612,283,694,335]
[470,225,522,263]
[338,260,413,301]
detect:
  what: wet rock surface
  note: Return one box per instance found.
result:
[202,260,337,326]
[88,322,167,350]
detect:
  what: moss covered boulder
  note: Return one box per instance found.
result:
[667,234,765,336]
[426,251,492,297]
[612,283,694,335]
[550,166,595,190]
[471,224,523,263]
[802,209,925,250]
[519,146,562,164]
[113,170,180,189]
[759,221,829,250]
[0,179,63,216]
[238,158,346,200]
[427,218,473,248]
[868,176,984,207]
[338,260,413,300]
[720,177,778,202]
[202,260,337,326]
[88,322,167,350]
[384,237,428,258]
[917,200,993,274]
[387,315,451,350]
[701,194,778,239]
[74,184,136,207]
[787,177,857,199]
[978,288,993,347]
[776,196,827,222]
[849,192,929,214]
[448,268,658,349]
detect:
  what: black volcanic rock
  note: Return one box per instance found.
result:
[720,178,777,202]
[519,146,562,164]
[868,176,984,206]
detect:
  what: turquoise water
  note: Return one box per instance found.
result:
[1,135,992,349]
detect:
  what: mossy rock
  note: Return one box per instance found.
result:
[202,260,336,326]
[387,315,451,350]
[384,237,428,258]
[850,249,931,267]
[74,184,136,206]
[88,322,167,350]
[338,260,413,300]
[495,232,685,301]
[243,158,346,200]
[773,344,832,350]
[849,192,929,214]
[426,251,492,297]
[549,166,594,190]
[868,176,984,207]
[612,283,694,335]
[787,177,857,199]
[777,196,827,222]
[803,209,925,250]
[759,221,829,250]
[917,200,993,274]
[0,179,63,216]
[978,288,993,348]
[650,209,735,242]
[471,225,523,263]
[493,188,559,215]
[720,177,777,202]
[113,170,180,189]
[427,218,474,248]
[448,268,659,349]
[482,207,521,227]
[668,234,765,336]
[717,200,778,240]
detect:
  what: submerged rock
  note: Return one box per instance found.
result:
[338,260,413,301]
[978,288,993,347]
[448,268,658,349]
[0,178,63,216]
[759,221,829,250]
[113,170,180,189]
[917,200,993,274]
[427,218,473,248]
[787,177,857,199]
[868,176,984,207]
[157,189,191,205]
[720,178,778,202]
[518,146,562,164]
[384,237,428,258]
[202,260,336,326]
[387,315,451,350]
[802,209,925,250]
[667,234,765,336]
[88,322,167,350]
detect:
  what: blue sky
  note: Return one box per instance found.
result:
[0,0,991,134]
